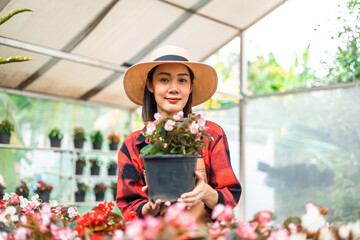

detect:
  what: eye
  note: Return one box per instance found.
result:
[160,78,169,83]
[179,78,187,83]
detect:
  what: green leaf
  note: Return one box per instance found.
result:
[149,144,164,155]
[0,56,32,64]
[0,8,32,25]
[140,144,152,156]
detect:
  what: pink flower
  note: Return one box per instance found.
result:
[112,230,124,240]
[125,219,145,240]
[154,113,162,120]
[236,223,258,240]
[197,117,206,127]
[54,207,62,215]
[189,121,199,134]
[13,227,30,240]
[146,122,156,135]
[58,228,76,240]
[288,223,298,233]
[50,224,59,239]
[267,229,289,240]
[212,204,233,221]
[23,202,37,215]
[257,210,272,227]
[143,215,162,239]
[9,194,20,204]
[173,111,184,120]
[209,221,221,238]
[198,111,206,119]
[164,120,176,131]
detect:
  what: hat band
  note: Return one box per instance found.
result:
[154,55,188,62]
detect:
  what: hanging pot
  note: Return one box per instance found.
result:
[75,191,85,202]
[109,142,119,151]
[141,154,197,202]
[92,141,102,150]
[74,139,84,149]
[38,192,50,202]
[0,133,11,144]
[108,166,117,176]
[50,138,61,148]
[95,192,105,201]
[75,165,84,175]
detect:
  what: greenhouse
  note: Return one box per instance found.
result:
[0,0,359,239]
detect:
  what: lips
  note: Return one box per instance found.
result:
[166,98,180,104]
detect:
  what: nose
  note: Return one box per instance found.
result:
[168,81,179,94]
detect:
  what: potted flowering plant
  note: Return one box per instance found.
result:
[35,180,54,202]
[107,160,118,176]
[107,131,120,151]
[73,126,86,149]
[0,182,6,200]
[15,179,30,199]
[48,127,63,148]
[89,158,101,175]
[140,111,213,202]
[75,156,86,175]
[93,182,106,201]
[110,182,117,201]
[90,130,103,150]
[75,180,90,202]
[0,119,15,144]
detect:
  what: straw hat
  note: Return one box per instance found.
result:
[123,45,218,106]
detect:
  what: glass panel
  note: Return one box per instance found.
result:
[245,86,360,223]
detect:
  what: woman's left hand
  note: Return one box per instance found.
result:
[177,171,218,209]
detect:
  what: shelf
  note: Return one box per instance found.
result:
[0,143,118,154]
[71,201,116,206]
[74,175,117,179]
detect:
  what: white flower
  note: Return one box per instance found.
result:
[112,229,124,240]
[351,220,360,239]
[319,227,336,240]
[31,194,41,207]
[338,223,352,239]
[5,206,19,222]
[301,204,326,233]
[67,207,78,218]
[197,117,206,127]
[49,200,58,207]
[173,111,184,121]
[164,120,176,131]
[154,113,162,120]
[19,196,29,208]
[146,122,156,135]
[3,193,10,201]
[189,121,199,134]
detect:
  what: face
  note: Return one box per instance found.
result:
[147,63,192,117]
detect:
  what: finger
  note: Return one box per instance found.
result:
[164,201,171,207]
[142,185,148,193]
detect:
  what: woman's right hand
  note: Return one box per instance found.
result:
[141,186,170,216]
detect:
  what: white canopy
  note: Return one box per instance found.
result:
[0,0,286,109]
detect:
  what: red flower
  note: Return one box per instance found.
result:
[41,186,45,191]
[2,121,5,126]
[98,201,115,213]
[38,180,44,185]
[90,233,104,240]
[123,211,138,222]
[0,199,6,209]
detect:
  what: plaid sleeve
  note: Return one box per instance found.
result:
[205,121,242,208]
[116,131,148,219]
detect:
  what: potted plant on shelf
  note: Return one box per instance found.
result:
[75,180,89,202]
[140,111,213,202]
[93,182,106,201]
[107,160,118,176]
[75,156,86,175]
[15,179,30,199]
[48,127,63,148]
[0,119,15,144]
[110,182,117,201]
[0,182,6,200]
[89,158,101,175]
[90,130,103,150]
[107,131,120,151]
[35,180,54,203]
[73,126,86,149]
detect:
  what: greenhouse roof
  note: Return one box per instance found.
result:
[0,0,286,110]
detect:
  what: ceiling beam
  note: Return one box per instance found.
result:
[0,0,10,12]
[16,0,120,90]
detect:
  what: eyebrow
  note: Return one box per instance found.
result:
[157,72,189,76]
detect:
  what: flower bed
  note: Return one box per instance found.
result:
[0,192,359,239]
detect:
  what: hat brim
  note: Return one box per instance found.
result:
[123,61,218,107]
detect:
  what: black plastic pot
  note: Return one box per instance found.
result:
[109,142,119,151]
[75,165,84,175]
[141,154,197,202]
[50,138,61,148]
[0,133,11,144]
[108,167,117,176]
[91,165,100,175]
[75,191,85,202]
[74,139,84,149]
[95,192,105,201]
[92,141,102,150]
[17,192,29,199]
[38,192,50,202]
[113,191,116,201]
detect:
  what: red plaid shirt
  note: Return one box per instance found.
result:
[116,121,241,219]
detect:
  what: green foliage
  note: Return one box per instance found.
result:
[107,160,117,169]
[0,119,15,134]
[15,179,30,196]
[89,158,100,167]
[76,181,89,193]
[48,127,63,140]
[94,183,106,193]
[247,44,316,95]
[90,130,103,142]
[0,8,32,65]
[73,127,86,141]
[0,8,32,25]
[325,0,360,83]
[140,112,213,156]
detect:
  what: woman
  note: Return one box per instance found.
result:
[117,45,241,224]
